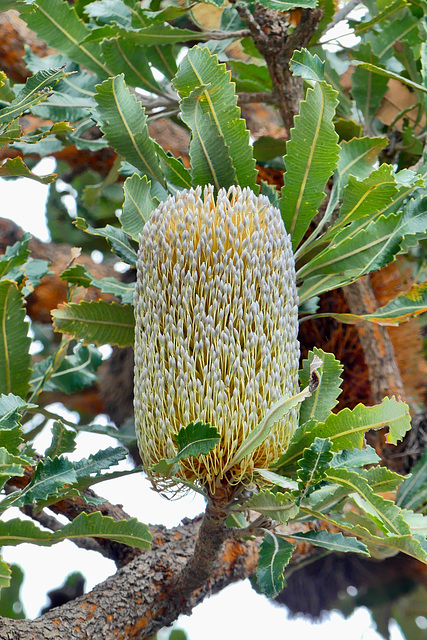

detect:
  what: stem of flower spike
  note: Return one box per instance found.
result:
[165,485,236,612]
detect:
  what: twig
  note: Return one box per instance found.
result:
[237,91,278,105]
[327,0,363,30]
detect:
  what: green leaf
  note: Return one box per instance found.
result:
[173,46,258,191]
[31,344,103,394]
[57,511,151,549]
[225,357,323,471]
[331,446,380,469]
[298,271,361,304]
[397,449,427,511]
[302,506,427,563]
[72,446,128,487]
[245,490,299,524]
[153,143,192,191]
[121,174,158,241]
[280,81,339,247]
[45,421,77,458]
[52,300,135,347]
[0,67,68,125]
[299,348,343,425]
[0,281,31,397]
[0,233,30,280]
[124,24,203,46]
[0,157,56,183]
[101,38,162,93]
[151,422,220,476]
[228,59,272,93]
[0,448,26,490]
[351,281,427,326]
[275,397,411,472]
[290,48,324,82]
[297,437,334,491]
[256,532,295,599]
[0,560,11,590]
[298,213,401,280]
[325,164,398,239]
[94,74,165,185]
[0,512,151,550]
[351,45,389,120]
[284,530,369,555]
[253,137,287,163]
[74,218,137,266]
[24,0,111,79]
[326,467,410,536]
[4,457,77,510]
[254,469,298,491]
[60,263,135,304]
[336,136,389,196]
[360,466,405,493]
[180,84,237,191]
[84,0,131,26]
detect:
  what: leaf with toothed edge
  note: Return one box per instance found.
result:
[256,531,295,598]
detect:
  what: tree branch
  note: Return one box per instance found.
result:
[0,516,259,640]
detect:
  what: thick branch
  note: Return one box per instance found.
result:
[0,517,259,640]
[233,2,324,131]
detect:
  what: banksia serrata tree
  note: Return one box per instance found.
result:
[134,185,300,494]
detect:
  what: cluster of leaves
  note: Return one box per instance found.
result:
[0,0,427,631]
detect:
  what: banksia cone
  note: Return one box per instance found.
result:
[134,185,299,494]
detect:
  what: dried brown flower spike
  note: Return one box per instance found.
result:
[134,185,299,494]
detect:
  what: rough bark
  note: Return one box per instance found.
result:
[0,517,259,640]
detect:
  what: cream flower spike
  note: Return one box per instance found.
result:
[134,185,299,495]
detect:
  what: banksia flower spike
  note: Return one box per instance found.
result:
[134,185,299,495]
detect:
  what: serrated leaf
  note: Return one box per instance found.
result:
[254,469,298,491]
[179,84,237,191]
[0,512,151,550]
[302,506,427,563]
[45,421,77,458]
[327,164,398,238]
[153,143,192,191]
[0,448,26,490]
[31,344,102,394]
[0,67,68,125]
[352,281,427,326]
[52,300,135,347]
[331,446,380,469]
[352,45,389,120]
[225,358,323,471]
[0,233,30,280]
[173,46,257,191]
[0,281,31,397]
[24,0,111,79]
[397,449,427,511]
[4,457,77,510]
[336,136,389,197]
[245,490,298,524]
[151,422,220,476]
[124,24,203,45]
[290,48,324,82]
[74,218,137,266]
[121,174,158,241]
[298,213,403,280]
[297,437,333,491]
[57,511,151,548]
[0,157,56,183]
[285,530,369,554]
[326,467,410,536]
[95,74,164,185]
[101,38,162,93]
[275,397,411,472]
[257,0,317,7]
[72,446,128,487]
[281,81,339,247]
[360,466,405,493]
[228,59,272,93]
[256,531,295,598]
[60,263,135,303]
[299,348,343,424]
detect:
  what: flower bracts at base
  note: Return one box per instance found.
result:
[134,185,299,494]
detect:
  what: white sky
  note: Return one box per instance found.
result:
[0,159,409,639]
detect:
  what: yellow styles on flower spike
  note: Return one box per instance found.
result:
[134,185,299,494]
